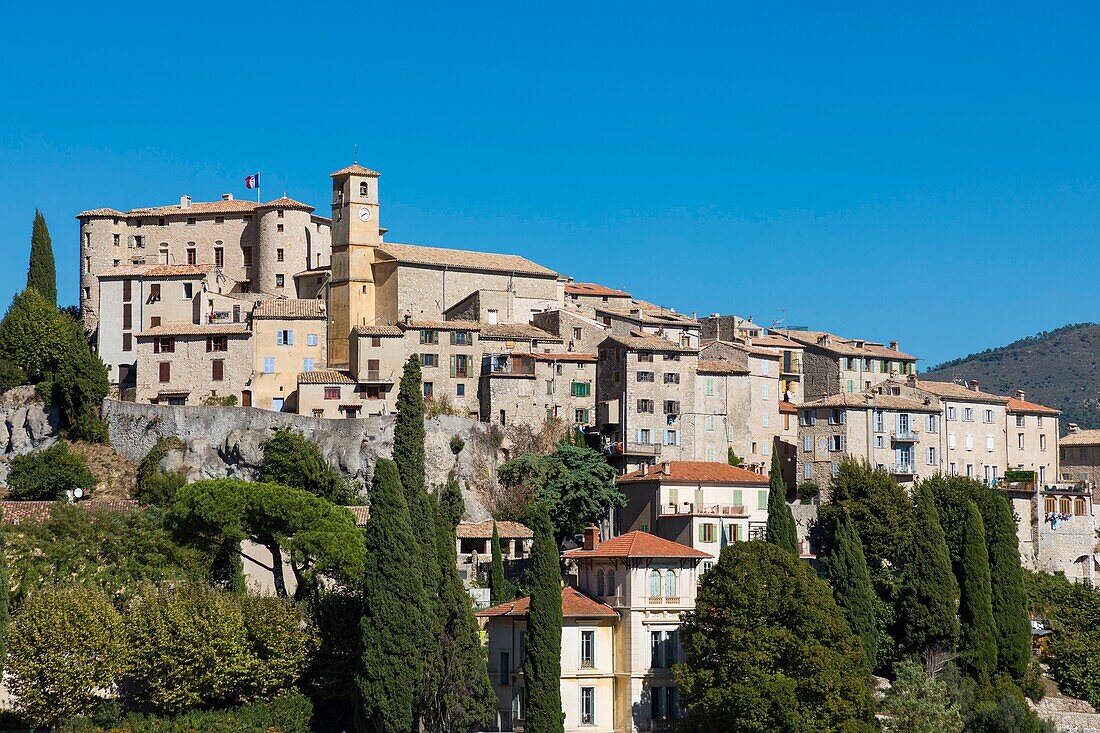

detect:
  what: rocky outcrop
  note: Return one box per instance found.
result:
[1033,695,1100,733]
[0,387,60,454]
[102,399,503,520]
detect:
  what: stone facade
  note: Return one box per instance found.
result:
[775,329,915,400]
[250,300,328,412]
[481,353,597,428]
[1005,391,1061,486]
[532,308,612,355]
[1061,425,1100,492]
[134,325,253,405]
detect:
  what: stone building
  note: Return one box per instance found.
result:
[455,519,533,608]
[1060,425,1100,492]
[531,308,612,355]
[693,358,750,467]
[775,329,916,399]
[564,282,633,310]
[615,461,771,563]
[481,352,597,428]
[134,324,252,405]
[295,370,364,419]
[249,299,327,412]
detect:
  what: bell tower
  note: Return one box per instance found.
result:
[327,163,381,369]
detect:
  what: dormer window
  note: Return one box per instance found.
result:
[360,182,369,197]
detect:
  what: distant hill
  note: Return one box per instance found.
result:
[922,323,1100,430]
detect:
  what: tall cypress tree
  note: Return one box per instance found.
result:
[394,354,426,498]
[523,504,564,733]
[897,484,959,659]
[765,452,798,555]
[356,458,429,733]
[490,521,509,606]
[27,210,57,306]
[959,499,998,682]
[824,508,879,670]
[0,506,9,665]
[982,491,1031,679]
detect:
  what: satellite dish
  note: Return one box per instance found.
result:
[73,488,84,500]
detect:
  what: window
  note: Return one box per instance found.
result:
[215,216,223,224]
[762,384,769,400]
[1016,414,1026,427]
[421,353,437,368]
[830,435,846,452]
[570,381,591,397]
[637,399,654,413]
[211,359,224,381]
[1040,434,1047,451]
[664,570,677,599]
[1018,433,1025,449]
[307,333,318,347]
[651,686,679,721]
[277,209,284,219]
[803,435,813,451]
[214,247,224,267]
[663,372,680,384]
[183,282,193,299]
[800,411,816,426]
[663,353,680,361]
[423,382,434,398]
[637,352,653,362]
[122,303,133,330]
[149,283,162,301]
[874,435,885,448]
[207,336,228,352]
[580,687,595,725]
[451,330,471,346]
[243,246,253,267]
[420,330,438,345]
[122,333,132,352]
[275,274,285,288]
[303,358,315,372]
[965,433,974,451]
[927,447,938,465]
[263,357,275,373]
[698,521,717,543]
[663,400,680,415]
[636,371,654,382]
[276,223,284,233]
[948,432,957,449]
[575,408,590,424]
[573,327,582,340]
[947,406,957,421]
[450,354,469,378]
[360,181,369,197]
[456,383,465,397]
[153,337,175,354]
[186,217,195,226]
[637,429,651,444]
[758,489,768,510]
[113,233,120,246]
[986,435,995,452]
[651,630,678,668]
[158,362,170,382]
[580,630,595,668]
[277,329,294,346]
[324,386,340,400]
[983,409,994,424]
[1075,498,1087,516]
[762,414,769,428]
[804,464,813,480]
[498,651,509,686]
[828,409,845,425]
[277,248,284,262]
[705,415,715,432]
[663,429,678,446]
[705,377,715,396]
[963,407,974,422]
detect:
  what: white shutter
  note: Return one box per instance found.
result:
[948,432,957,449]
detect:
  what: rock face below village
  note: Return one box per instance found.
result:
[102,399,503,520]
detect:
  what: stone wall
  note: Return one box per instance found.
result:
[102,398,503,520]
[0,387,62,482]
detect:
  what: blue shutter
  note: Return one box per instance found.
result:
[287,329,294,346]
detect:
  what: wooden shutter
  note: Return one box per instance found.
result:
[122,279,132,302]
[153,338,160,354]
[122,304,132,330]
[206,337,212,353]
[159,362,170,382]
[449,355,457,378]
[212,359,224,381]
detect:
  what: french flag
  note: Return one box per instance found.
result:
[244,173,260,189]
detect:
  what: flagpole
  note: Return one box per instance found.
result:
[256,171,260,203]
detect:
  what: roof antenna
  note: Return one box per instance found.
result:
[354,143,358,164]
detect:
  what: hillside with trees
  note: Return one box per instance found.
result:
[923,323,1100,429]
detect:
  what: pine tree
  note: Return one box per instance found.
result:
[490,521,509,606]
[959,499,998,682]
[765,452,798,555]
[27,210,57,306]
[824,508,879,670]
[356,458,429,733]
[523,504,564,733]
[428,479,495,733]
[897,484,959,659]
[982,491,1031,679]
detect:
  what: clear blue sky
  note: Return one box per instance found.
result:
[2,1,1098,368]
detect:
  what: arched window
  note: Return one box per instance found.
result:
[360,181,369,197]
[649,570,662,600]
[664,570,677,599]
[595,570,604,596]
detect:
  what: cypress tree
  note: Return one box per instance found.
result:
[394,354,426,499]
[897,484,959,658]
[765,452,798,555]
[824,508,879,670]
[959,499,998,682]
[0,506,9,664]
[983,491,1031,679]
[27,210,57,306]
[523,504,564,733]
[356,458,428,733]
[490,521,509,606]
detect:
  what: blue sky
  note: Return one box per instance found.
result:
[1,1,1098,367]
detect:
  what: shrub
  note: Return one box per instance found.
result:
[200,393,239,407]
[798,481,821,504]
[0,358,26,391]
[135,436,188,506]
[7,441,96,500]
[56,691,314,733]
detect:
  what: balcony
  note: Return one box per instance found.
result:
[362,370,395,384]
[647,596,682,605]
[891,463,915,475]
[781,356,802,376]
[659,503,745,517]
[891,429,919,442]
[486,355,535,377]
[622,442,662,457]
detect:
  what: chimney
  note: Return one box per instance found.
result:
[889,340,899,351]
[968,380,980,392]
[907,373,917,387]
[662,461,672,476]
[1015,389,1026,401]
[641,464,648,477]
[584,524,600,551]
[180,195,191,209]
[1069,423,1080,434]
[221,193,234,201]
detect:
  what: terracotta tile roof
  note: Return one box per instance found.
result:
[294,267,331,278]
[618,461,769,486]
[601,332,697,354]
[129,199,262,217]
[1005,397,1060,415]
[596,303,698,328]
[455,520,534,539]
[800,393,939,411]
[754,333,803,349]
[377,242,558,277]
[3,499,140,524]
[912,379,1010,404]
[353,325,404,337]
[402,320,482,332]
[480,323,562,341]
[330,163,381,178]
[297,369,355,385]
[346,506,370,525]
[777,330,916,360]
[525,352,598,363]
[779,400,799,415]
[136,324,250,337]
[476,586,618,619]
[256,196,314,212]
[563,530,711,559]
[75,208,126,218]
[565,282,631,298]
[99,264,213,278]
[1061,429,1100,446]
[696,359,749,375]
[252,299,326,319]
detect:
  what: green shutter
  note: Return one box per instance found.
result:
[731,489,743,507]
[449,355,457,378]
[757,490,768,510]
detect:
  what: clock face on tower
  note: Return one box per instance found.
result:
[358,206,372,222]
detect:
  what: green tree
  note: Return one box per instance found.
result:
[818,458,913,572]
[27,210,57,305]
[356,458,429,733]
[0,358,26,391]
[490,521,510,605]
[523,503,564,733]
[499,441,624,545]
[7,440,96,500]
[259,428,358,504]
[824,508,880,670]
[983,493,1031,680]
[0,288,67,381]
[765,451,798,554]
[0,507,9,665]
[880,660,964,733]
[135,436,188,506]
[7,585,126,726]
[959,500,998,683]
[394,354,426,498]
[677,541,875,733]
[170,479,365,599]
[727,447,743,466]
[897,484,959,660]
[44,313,110,442]
[239,594,314,700]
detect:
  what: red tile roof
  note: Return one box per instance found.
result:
[456,520,533,539]
[330,163,381,178]
[562,530,711,559]
[1005,397,1060,415]
[256,196,314,212]
[99,264,213,278]
[476,586,618,619]
[525,353,598,363]
[297,369,356,385]
[617,461,769,486]
[3,499,139,524]
[779,400,798,415]
[565,282,631,298]
[697,359,748,375]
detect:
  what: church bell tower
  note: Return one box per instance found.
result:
[327,163,381,369]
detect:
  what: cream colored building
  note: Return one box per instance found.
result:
[478,528,709,732]
[1060,425,1100,490]
[1005,391,1061,487]
[295,370,365,419]
[249,299,327,412]
[134,324,252,405]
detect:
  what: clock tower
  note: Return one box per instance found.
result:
[328,163,382,369]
